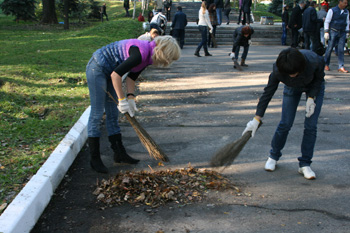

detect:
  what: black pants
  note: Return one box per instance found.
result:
[242,11,250,25]
[101,12,108,22]
[173,29,185,49]
[291,28,299,48]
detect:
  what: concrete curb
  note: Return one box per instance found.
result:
[0,106,90,233]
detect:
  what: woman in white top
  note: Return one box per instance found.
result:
[194,1,214,57]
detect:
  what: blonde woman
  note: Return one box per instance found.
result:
[195,1,214,57]
[86,36,180,173]
[137,28,159,41]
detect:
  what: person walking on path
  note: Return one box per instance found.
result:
[171,6,188,49]
[124,0,130,17]
[241,0,252,25]
[318,5,328,46]
[85,36,181,173]
[237,0,243,25]
[324,0,350,73]
[289,1,306,48]
[163,0,172,21]
[224,0,231,25]
[229,25,254,68]
[281,4,289,45]
[208,3,218,48]
[194,1,214,57]
[100,3,108,22]
[214,0,224,25]
[242,48,325,180]
[302,1,324,55]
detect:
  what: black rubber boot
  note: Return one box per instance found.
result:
[108,134,140,164]
[88,137,108,173]
[204,47,212,56]
[194,47,201,57]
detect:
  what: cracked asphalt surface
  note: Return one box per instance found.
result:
[32,45,350,233]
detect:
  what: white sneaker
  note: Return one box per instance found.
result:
[298,166,316,180]
[264,158,277,171]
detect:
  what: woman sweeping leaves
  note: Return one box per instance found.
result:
[86,36,181,173]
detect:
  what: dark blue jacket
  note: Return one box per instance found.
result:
[171,10,187,29]
[256,50,325,117]
[289,5,303,29]
[302,7,322,32]
[329,6,349,31]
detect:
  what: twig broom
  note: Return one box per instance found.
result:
[105,90,169,162]
[210,122,262,168]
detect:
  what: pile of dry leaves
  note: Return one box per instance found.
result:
[93,166,239,208]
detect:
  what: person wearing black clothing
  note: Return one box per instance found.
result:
[224,0,231,25]
[124,0,130,17]
[302,1,324,55]
[214,0,224,25]
[241,0,252,25]
[100,3,108,22]
[281,5,289,45]
[171,6,188,49]
[243,48,325,180]
[229,25,254,67]
[164,0,172,21]
[289,1,306,48]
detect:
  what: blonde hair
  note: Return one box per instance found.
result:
[150,28,159,38]
[201,1,207,14]
[152,36,181,67]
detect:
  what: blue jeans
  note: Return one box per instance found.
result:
[197,25,208,50]
[233,44,249,60]
[281,22,287,45]
[216,8,223,25]
[324,29,346,69]
[269,82,325,167]
[86,58,121,137]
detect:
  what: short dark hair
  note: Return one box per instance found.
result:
[177,6,182,11]
[241,26,251,35]
[276,48,306,75]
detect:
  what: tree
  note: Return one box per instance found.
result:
[0,0,37,22]
[41,0,58,24]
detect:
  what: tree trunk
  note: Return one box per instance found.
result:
[41,0,58,24]
[132,0,137,19]
[63,0,69,29]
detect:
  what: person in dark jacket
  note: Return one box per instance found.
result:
[208,3,218,48]
[124,0,130,17]
[281,5,289,45]
[100,3,108,22]
[241,0,252,25]
[86,36,181,173]
[289,1,306,48]
[242,48,325,180]
[302,1,323,54]
[229,25,254,67]
[171,6,188,49]
[224,0,231,25]
[164,0,172,21]
[214,0,224,25]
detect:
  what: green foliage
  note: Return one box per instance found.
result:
[268,0,293,17]
[88,0,101,19]
[0,6,144,209]
[0,0,37,21]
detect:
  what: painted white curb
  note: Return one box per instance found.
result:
[0,106,91,233]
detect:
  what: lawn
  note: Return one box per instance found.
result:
[0,0,145,211]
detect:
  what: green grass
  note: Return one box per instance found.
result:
[0,1,144,210]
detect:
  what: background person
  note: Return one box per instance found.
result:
[229,25,254,67]
[194,1,214,57]
[171,6,188,49]
[86,36,181,173]
[100,3,108,22]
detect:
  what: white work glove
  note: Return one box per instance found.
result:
[305,97,316,118]
[127,99,138,117]
[117,98,131,115]
[229,52,235,58]
[209,28,213,34]
[324,32,329,41]
[242,117,260,138]
[248,39,252,45]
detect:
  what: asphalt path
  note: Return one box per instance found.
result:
[32,45,350,233]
